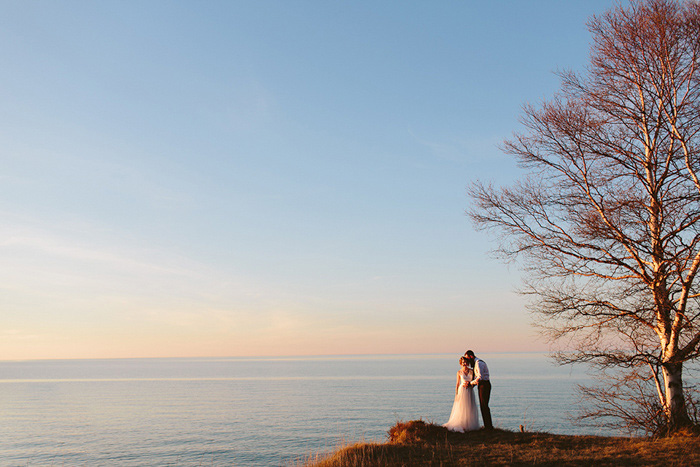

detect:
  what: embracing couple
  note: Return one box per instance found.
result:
[443,350,492,432]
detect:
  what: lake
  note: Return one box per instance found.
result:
[0,353,615,466]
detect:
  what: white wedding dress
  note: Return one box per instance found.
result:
[443,368,480,432]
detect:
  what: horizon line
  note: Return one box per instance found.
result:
[0,350,552,363]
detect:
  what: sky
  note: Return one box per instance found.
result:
[0,0,619,360]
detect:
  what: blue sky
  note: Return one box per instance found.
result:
[0,1,617,359]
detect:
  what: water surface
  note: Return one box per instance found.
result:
[0,353,611,466]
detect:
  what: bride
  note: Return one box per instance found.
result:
[443,356,480,432]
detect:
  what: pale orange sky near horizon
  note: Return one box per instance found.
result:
[1,275,543,360]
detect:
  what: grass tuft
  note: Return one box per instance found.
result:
[387,419,448,445]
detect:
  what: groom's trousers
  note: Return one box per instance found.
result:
[478,380,493,429]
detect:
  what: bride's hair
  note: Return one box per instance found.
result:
[459,356,469,366]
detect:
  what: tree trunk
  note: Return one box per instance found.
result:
[662,361,692,432]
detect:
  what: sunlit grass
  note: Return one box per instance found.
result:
[304,420,700,466]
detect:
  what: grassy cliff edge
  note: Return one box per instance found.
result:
[305,420,700,466]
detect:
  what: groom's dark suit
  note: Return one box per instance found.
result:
[473,358,492,429]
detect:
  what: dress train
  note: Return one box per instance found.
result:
[443,369,480,432]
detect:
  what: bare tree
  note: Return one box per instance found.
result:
[470,0,700,434]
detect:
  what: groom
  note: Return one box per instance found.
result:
[464,350,493,429]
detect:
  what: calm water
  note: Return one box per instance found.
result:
[0,353,611,466]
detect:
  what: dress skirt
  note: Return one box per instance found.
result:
[443,383,480,432]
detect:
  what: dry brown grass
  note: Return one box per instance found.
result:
[304,420,700,466]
